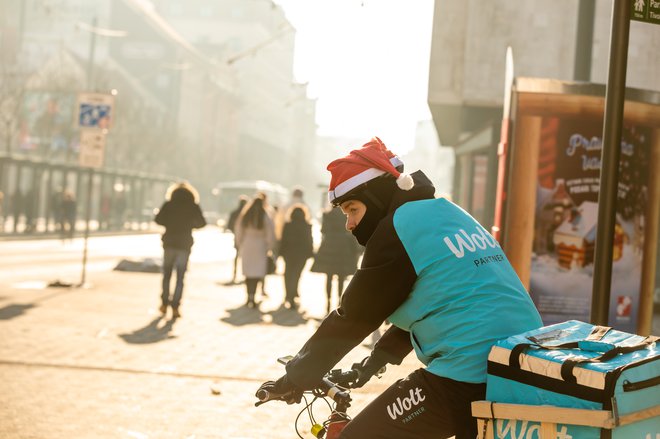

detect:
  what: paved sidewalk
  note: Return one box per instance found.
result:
[0,230,417,439]
[1,230,658,439]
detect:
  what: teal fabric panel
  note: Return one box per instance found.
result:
[388,198,542,383]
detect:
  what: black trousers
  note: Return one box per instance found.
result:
[339,369,486,439]
[283,258,306,303]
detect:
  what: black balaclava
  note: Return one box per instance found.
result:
[348,175,398,246]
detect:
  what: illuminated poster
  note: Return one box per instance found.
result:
[529,117,650,332]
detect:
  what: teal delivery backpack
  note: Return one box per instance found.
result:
[472,320,659,439]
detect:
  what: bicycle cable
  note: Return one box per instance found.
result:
[294,392,336,438]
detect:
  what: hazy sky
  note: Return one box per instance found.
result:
[273,0,435,154]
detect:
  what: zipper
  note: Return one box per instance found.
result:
[622,375,660,392]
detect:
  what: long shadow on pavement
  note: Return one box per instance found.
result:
[220,304,265,326]
[118,316,177,344]
[267,305,308,327]
[0,303,36,320]
[220,304,308,327]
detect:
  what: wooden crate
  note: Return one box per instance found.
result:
[471,400,660,439]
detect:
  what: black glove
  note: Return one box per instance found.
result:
[255,374,303,405]
[352,353,387,388]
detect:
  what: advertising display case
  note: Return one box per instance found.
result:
[500,78,660,334]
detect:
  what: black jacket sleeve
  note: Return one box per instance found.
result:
[154,202,169,226]
[371,325,413,365]
[192,204,207,229]
[285,214,417,389]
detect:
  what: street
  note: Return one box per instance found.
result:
[0,227,416,439]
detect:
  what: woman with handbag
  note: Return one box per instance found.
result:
[234,194,275,308]
[278,204,314,310]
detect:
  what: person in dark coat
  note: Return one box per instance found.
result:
[226,195,249,284]
[60,190,77,241]
[278,204,314,309]
[311,205,361,313]
[154,182,207,319]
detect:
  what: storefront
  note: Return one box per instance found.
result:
[452,120,500,232]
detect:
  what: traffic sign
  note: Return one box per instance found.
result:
[631,0,660,25]
[76,92,114,129]
[79,129,106,169]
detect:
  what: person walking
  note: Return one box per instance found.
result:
[11,189,24,233]
[226,195,249,284]
[274,186,308,243]
[234,194,275,308]
[61,190,77,241]
[311,205,362,314]
[278,204,314,310]
[154,182,207,319]
[0,190,4,232]
[257,137,542,439]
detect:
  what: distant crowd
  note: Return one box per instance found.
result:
[154,182,362,319]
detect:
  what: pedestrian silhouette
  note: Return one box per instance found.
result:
[311,205,362,314]
[60,190,77,241]
[49,188,63,233]
[226,195,249,284]
[154,182,207,319]
[234,194,275,309]
[23,189,36,233]
[278,204,314,310]
[0,190,4,232]
[11,189,24,233]
[274,186,308,243]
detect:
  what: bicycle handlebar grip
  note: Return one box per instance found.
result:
[256,388,270,402]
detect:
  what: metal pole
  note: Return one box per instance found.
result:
[86,16,97,90]
[79,168,93,287]
[590,1,630,325]
[574,0,596,81]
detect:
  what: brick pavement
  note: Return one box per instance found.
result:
[0,231,418,439]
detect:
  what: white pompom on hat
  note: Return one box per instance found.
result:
[327,137,413,205]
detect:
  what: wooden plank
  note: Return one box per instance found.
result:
[638,128,660,335]
[517,92,660,126]
[471,401,614,428]
[472,401,660,429]
[540,422,557,439]
[618,405,660,427]
[502,115,541,288]
[476,418,494,439]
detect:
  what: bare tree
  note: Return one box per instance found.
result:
[0,63,26,155]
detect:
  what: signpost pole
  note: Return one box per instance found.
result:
[79,168,93,287]
[75,93,112,289]
[590,0,630,325]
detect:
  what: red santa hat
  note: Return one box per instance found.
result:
[327,137,414,205]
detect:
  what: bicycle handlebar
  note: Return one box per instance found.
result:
[255,388,270,402]
[256,369,359,405]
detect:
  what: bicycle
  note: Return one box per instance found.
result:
[255,356,385,439]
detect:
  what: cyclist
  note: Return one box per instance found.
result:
[257,137,543,439]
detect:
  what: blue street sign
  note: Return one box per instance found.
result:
[76,92,114,130]
[79,103,112,129]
